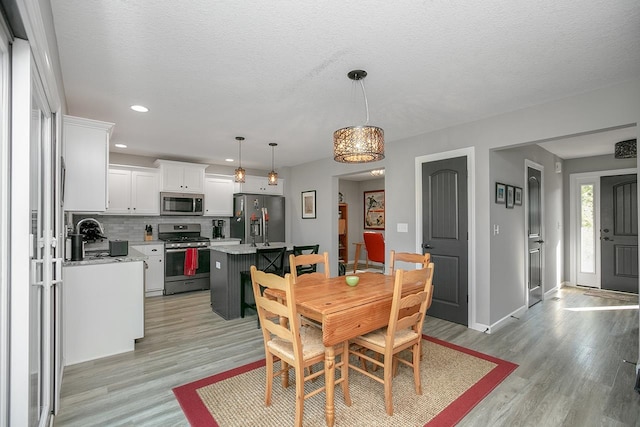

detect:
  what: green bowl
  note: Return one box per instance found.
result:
[345,275,359,286]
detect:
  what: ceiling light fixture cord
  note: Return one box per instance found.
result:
[360,79,370,125]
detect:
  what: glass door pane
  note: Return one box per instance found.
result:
[576,178,599,288]
[580,184,595,273]
[29,90,45,426]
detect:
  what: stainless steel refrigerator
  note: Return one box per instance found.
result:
[230,194,285,244]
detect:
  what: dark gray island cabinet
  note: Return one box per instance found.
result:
[209,243,292,320]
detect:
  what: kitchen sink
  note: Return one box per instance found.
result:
[83,250,111,258]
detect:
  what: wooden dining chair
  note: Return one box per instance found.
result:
[250,267,351,427]
[292,244,320,276]
[289,251,330,283]
[348,263,434,416]
[388,250,431,276]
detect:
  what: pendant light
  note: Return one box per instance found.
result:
[234,136,246,183]
[267,142,278,185]
[333,70,384,163]
[614,139,637,159]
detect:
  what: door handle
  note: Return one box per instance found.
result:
[535,240,544,244]
[601,237,614,241]
[422,244,433,249]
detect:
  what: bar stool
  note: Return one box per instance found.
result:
[240,247,286,326]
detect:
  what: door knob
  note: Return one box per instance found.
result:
[602,236,614,241]
[422,244,433,249]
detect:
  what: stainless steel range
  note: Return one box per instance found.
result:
[158,223,211,295]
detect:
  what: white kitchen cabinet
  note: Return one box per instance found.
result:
[106,166,159,215]
[62,261,144,365]
[154,159,207,193]
[204,174,234,216]
[63,115,114,212]
[233,175,284,195]
[130,243,164,296]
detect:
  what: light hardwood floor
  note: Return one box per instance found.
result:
[54,286,639,426]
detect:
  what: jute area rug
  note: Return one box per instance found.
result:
[173,335,517,427]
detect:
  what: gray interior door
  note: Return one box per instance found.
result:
[527,166,543,307]
[422,156,468,325]
[601,174,638,293]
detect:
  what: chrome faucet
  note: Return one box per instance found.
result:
[75,217,105,235]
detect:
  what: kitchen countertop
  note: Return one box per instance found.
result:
[63,248,147,267]
[209,242,294,255]
[128,240,164,246]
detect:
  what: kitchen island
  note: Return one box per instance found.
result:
[209,242,293,319]
[62,248,146,365]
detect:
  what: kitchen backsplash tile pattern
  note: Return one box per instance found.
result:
[70,214,231,242]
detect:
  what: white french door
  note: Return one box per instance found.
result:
[10,38,58,427]
[0,16,11,427]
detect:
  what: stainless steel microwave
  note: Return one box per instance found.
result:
[160,192,204,216]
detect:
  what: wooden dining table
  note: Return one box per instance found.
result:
[267,271,424,427]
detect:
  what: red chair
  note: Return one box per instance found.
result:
[362,232,385,271]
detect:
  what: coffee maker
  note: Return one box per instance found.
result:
[212,220,225,239]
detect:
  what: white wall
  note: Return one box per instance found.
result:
[287,79,640,329]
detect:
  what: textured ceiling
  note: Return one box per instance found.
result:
[50,0,640,170]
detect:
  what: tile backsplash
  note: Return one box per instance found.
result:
[70,214,232,243]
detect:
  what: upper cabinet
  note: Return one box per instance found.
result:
[154,160,207,193]
[63,116,114,212]
[204,175,234,216]
[106,166,159,215]
[233,175,284,196]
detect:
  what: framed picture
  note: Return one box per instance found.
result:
[514,187,523,206]
[364,190,385,229]
[301,190,316,219]
[495,182,506,204]
[506,185,515,209]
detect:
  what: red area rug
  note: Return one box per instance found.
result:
[173,335,518,426]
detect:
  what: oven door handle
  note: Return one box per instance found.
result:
[165,247,209,253]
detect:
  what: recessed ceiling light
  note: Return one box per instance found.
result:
[225,158,234,162]
[130,105,149,113]
[114,143,127,148]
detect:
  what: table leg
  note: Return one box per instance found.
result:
[324,346,335,427]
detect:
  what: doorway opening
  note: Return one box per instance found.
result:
[570,167,638,291]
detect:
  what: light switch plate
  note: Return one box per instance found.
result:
[215,261,221,269]
[397,223,408,233]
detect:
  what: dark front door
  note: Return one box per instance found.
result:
[527,166,544,307]
[422,156,468,325]
[601,174,638,293]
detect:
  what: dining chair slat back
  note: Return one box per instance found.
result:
[388,250,431,276]
[292,244,320,276]
[289,251,330,283]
